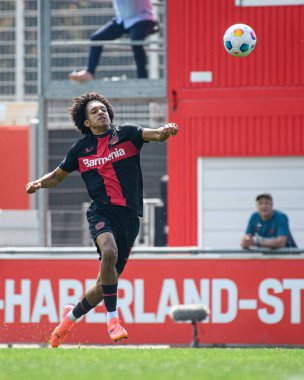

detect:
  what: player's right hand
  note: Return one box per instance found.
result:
[163,123,178,136]
[26,181,41,194]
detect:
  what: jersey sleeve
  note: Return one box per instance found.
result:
[121,123,147,149]
[245,214,255,235]
[59,142,79,173]
[276,213,289,237]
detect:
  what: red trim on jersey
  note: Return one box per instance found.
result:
[78,136,139,206]
[100,163,126,206]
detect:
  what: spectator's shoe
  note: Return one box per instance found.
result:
[68,70,93,81]
[49,305,75,348]
[107,317,128,342]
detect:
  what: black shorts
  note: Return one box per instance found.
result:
[87,203,140,274]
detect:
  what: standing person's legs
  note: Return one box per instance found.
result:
[128,20,155,78]
[69,20,125,80]
[87,21,125,76]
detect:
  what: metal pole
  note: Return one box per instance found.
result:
[37,0,51,246]
[163,0,167,84]
[190,320,200,348]
[15,0,25,101]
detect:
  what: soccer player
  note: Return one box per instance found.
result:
[26,92,178,347]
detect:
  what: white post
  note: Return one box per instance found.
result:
[197,158,204,249]
[37,0,51,246]
[148,2,161,79]
[29,118,38,210]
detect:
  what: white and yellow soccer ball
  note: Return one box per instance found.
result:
[223,23,257,57]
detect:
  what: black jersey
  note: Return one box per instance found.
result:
[59,123,147,216]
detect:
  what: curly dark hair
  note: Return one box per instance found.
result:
[69,92,115,135]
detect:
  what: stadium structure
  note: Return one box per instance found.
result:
[0,0,304,347]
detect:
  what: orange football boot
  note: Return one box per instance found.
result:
[107,317,128,342]
[49,305,75,348]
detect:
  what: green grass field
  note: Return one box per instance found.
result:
[0,348,303,380]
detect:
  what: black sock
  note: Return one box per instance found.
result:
[72,296,94,319]
[102,284,118,312]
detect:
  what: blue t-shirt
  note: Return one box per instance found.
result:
[113,0,155,29]
[245,210,297,248]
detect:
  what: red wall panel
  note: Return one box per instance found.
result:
[0,126,30,209]
[168,102,304,246]
[167,1,304,246]
[167,0,304,90]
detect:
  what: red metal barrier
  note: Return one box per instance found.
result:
[1,254,304,345]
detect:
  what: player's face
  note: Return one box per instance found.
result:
[85,101,111,130]
[256,198,273,220]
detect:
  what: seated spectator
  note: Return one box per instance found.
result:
[240,193,297,249]
[68,0,159,81]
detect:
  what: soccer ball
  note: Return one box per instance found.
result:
[223,23,257,57]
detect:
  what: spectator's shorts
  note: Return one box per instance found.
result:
[87,202,140,274]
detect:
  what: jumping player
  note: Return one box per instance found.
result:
[25,92,178,347]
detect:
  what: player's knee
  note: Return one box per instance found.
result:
[102,246,118,268]
[90,32,104,41]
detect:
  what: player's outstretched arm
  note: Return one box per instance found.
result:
[26,167,69,194]
[142,123,178,142]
